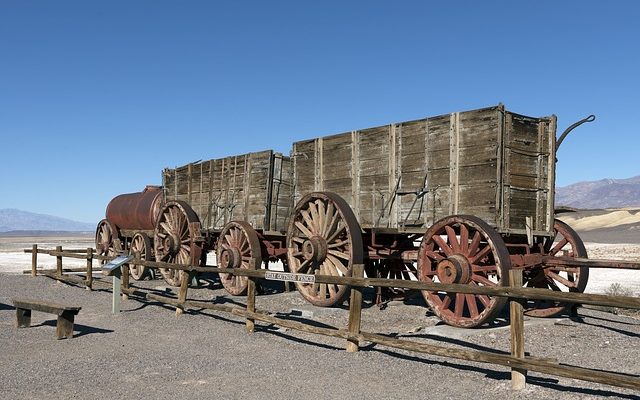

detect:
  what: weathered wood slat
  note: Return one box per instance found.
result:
[292,104,555,235]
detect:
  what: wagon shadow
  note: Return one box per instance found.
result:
[34,320,114,338]
[372,347,640,399]
[571,314,640,338]
[0,302,13,311]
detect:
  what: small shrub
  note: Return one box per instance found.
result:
[602,283,639,317]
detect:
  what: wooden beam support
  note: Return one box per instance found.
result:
[509,268,526,390]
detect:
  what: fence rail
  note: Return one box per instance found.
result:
[23,244,640,392]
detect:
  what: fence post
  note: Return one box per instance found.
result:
[176,270,190,316]
[31,244,38,277]
[245,258,257,333]
[56,245,63,277]
[509,267,526,390]
[86,248,93,290]
[121,259,130,301]
[346,263,364,353]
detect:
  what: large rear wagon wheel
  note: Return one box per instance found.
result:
[216,221,262,296]
[154,201,202,287]
[524,219,589,317]
[287,192,363,307]
[95,219,122,265]
[418,215,510,328]
[128,232,152,280]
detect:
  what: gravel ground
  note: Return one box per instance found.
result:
[1,271,639,400]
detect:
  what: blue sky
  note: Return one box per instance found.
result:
[1,1,639,223]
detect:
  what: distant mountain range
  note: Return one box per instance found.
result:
[0,209,94,233]
[556,175,640,209]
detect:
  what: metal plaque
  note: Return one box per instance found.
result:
[264,271,316,283]
[102,255,133,276]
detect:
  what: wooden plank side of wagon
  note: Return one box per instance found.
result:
[266,153,293,233]
[395,119,428,228]
[425,114,452,225]
[455,107,501,227]
[502,112,556,235]
[163,150,281,232]
[357,125,392,228]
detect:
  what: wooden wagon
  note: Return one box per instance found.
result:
[97,104,599,328]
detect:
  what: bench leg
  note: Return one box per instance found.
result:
[16,308,31,328]
[56,311,75,339]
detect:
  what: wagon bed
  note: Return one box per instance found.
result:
[293,105,556,238]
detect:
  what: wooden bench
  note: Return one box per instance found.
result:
[12,299,82,339]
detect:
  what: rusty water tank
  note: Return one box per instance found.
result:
[106,186,165,231]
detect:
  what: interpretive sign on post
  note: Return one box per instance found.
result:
[264,271,316,284]
[102,255,133,314]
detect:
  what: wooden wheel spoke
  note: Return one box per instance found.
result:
[471,273,497,286]
[327,249,350,260]
[322,203,335,236]
[160,222,173,235]
[546,276,562,291]
[445,226,461,253]
[471,264,498,273]
[295,221,314,239]
[315,199,326,232]
[549,238,569,256]
[467,231,481,257]
[318,283,327,299]
[547,271,576,289]
[326,223,346,244]
[327,239,349,249]
[454,293,465,317]
[308,202,321,232]
[301,210,316,234]
[296,259,312,274]
[425,250,444,261]
[459,224,469,254]
[324,210,341,239]
[478,294,492,307]
[432,235,453,256]
[327,254,349,276]
[466,294,479,317]
[470,245,491,264]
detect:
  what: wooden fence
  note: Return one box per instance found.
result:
[23,244,640,392]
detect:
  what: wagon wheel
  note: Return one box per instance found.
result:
[128,232,152,280]
[154,201,202,287]
[368,259,419,299]
[523,219,589,317]
[287,192,363,307]
[216,221,262,296]
[418,215,510,328]
[95,219,122,266]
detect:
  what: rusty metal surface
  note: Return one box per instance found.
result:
[106,186,164,231]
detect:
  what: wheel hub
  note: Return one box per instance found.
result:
[163,235,180,255]
[436,254,472,284]
[301,236,327,263]
[220,247,241,269]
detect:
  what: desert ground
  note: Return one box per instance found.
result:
[0,211,638,399]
